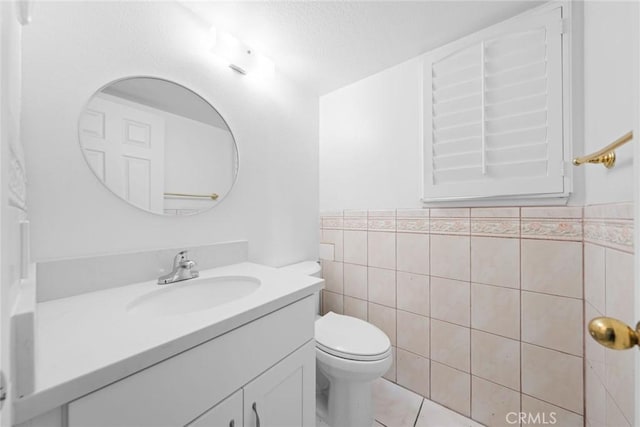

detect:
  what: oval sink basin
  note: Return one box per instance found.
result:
[127,276,261,316]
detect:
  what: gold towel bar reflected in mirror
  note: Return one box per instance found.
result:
[573,131,633,169]
[163,192,219,200]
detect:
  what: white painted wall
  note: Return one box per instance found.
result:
[583,1,637,205]
[22,2,318,267]
[320,57,423,210]
[320,3,586,210]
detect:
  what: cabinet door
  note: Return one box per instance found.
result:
[243,341,315,427]
[188,389,242,427]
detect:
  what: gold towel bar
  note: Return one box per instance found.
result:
[164,192,219,200]
[573,131,633,169]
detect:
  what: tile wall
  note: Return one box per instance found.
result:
[319,206,591,427]
[583,203,635,427]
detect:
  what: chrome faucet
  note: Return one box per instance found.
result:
[157,250,199,285]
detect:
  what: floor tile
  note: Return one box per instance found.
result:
[415,397,484,427]
[372,378,423,427]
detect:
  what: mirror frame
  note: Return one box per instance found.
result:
[78,75,239,216]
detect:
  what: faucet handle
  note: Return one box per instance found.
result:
[173,250,189,269]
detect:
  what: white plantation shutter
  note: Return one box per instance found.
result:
[424,6,566,201]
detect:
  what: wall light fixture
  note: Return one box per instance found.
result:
[210,26,275,77]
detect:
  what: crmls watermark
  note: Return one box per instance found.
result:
[506,412,557,425]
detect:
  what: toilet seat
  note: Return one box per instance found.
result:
[315,312,391,362]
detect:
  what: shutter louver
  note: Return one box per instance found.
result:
[424,6,566,201]
[431,44,483,184]
[484,27,549,179]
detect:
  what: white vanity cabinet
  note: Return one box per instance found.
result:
[64,296,316,427]
[188,390,243,427]
[188,341,315,427]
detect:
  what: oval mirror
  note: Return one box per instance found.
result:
[79,77,238,215]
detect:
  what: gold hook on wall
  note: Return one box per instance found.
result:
[573,131,633,169]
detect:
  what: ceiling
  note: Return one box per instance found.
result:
[181,1,543,95]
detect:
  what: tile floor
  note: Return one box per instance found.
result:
[317,378,484,427]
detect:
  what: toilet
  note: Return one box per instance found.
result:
[281,261,392,427]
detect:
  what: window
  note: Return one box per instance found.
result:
[423,4,570,203]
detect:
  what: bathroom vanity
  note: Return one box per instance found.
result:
[14,262,323,427]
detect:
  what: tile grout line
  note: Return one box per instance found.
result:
[413,398,425,427]
[468,211,473,419]
[519,206,523,419]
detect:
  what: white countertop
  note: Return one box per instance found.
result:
[14,262,324,424]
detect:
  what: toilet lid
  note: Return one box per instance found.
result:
[315,312,391,361]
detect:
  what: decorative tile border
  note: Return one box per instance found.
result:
[321,204,633,248]
[430,208,470,235]
[321,215,343,230]
[343,210,367,230]
[397,209,430,234]
[430,218,470,235]
[368,210,396,232]
[521,218,583,241]
[584,219,633,253]
[471,218,519,238]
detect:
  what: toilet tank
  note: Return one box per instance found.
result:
[280,261,322,314]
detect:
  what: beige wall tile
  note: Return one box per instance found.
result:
[368,231,396,269]
[521,240,582,298]
[606,393,631,427]
[322,290,343,315]
[521,395,583,427]
[471,237,520,288]
[343,230,367,265]
[431,208,470,218]
[431,277,470,326]
[521,291,583,356]
[521,206,583,218]
[430,361,471,417]
[397,310,429,357]
[397,272,429,316]
[472,376,520,427]
[321,260,343,294]
[368,267,396,307]
[343,263,367,299]
[584,243,606,313]
[431,235,471,281]
[321,229,343,261]
[605,248,634,324]
[431,319,470,372]
[584,203,633,220]
[605,346,635,425]
[585,302,605,381]
[368,302,396,345]
[521,343,583,414]
[396,349,429,397]
[471,207,519,217]
[397,233,429,275]
[471,283,520,340]
[343,296,367,321]
[585,365,606,427]
[471,330,520,390]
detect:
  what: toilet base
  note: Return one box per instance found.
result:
[325,377,374,427]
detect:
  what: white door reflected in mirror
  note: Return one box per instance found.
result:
[78,76,238,215]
